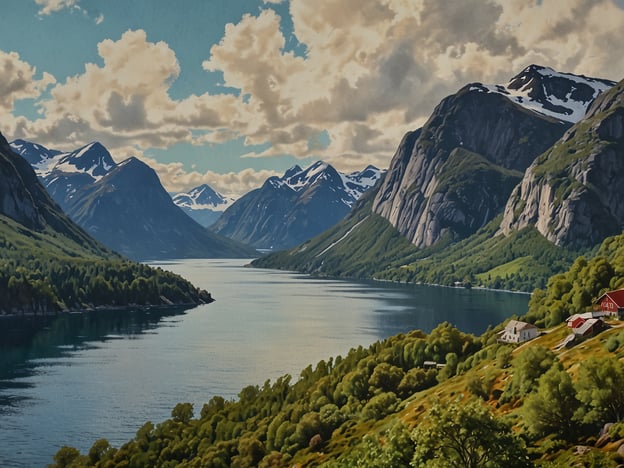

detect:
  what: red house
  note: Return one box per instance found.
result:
[566,313,593,329]
[595,289,624,319]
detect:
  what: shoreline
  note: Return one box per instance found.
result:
[247,261,533,296]
[0,297,214,320]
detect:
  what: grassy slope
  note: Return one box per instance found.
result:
[252,194,420,279]
[294,322,624,467]
[256,203,579,293]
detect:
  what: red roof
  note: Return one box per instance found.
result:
[597,289,624,307]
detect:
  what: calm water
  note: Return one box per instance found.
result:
[0,259,530,467]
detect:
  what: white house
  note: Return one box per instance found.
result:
[498,320,539,344]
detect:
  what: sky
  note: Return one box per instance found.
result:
[2,0,624,196]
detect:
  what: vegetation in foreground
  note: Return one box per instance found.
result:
[49,232,624,467]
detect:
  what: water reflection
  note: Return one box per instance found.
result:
[0,308,189,405]
[0,260,530,467]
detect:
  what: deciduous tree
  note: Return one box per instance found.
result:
[411,398,530,468]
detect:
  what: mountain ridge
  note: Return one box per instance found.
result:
[254,65,618,292]
[12,139,257,260]
[211,161,384,250]
[372,66,577,249]
[0,132,213,314]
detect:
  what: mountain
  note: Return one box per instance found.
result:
[210,161,384,250]
[10,140,117,212]
[63,156,257,260]
[12,139,257,260]
[0,133,211,314]
[0,137,107,252]
[472,64,614,123]
[254,65,616,290]
[500,78,624,249]
[172,184,235,227]
[371,65,613,250]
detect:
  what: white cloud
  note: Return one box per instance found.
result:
[95,13,104,25]
[35,0,81,15]
[0,50,55,112]
[12,29,247,152]
[140,156,278,196]
[8,0,624,188]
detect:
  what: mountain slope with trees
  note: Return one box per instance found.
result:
[0,133,212,314]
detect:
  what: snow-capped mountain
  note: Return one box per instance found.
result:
[268,161,383,207]
[10,139,62,167]
[470,64,615,123]
[172,184,235,227]
[9,140,118,211]
[11,140,116,179]
[12,138,256,260]
[52,142,116,179]
[210,161,384,250]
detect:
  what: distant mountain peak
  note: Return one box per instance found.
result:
[211,161,385,250]
[56,141,116,179]
[10,139,62,170]
[469,65,615,123]
[283,164,303,179]
[171,183,236,227]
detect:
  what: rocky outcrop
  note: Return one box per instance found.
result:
[500,80,624,249]
[373,77,570,248]
[0,135,46,230]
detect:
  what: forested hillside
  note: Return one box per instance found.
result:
[51,232,624,467]
[0,133,212,314]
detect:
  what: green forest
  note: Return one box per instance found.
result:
[253,201,582,294]
[0,214,211,315]
[49,232,624,467]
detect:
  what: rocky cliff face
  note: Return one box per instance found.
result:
[500,80,624,248]
[0,135,46,231]
[372,72,573,248]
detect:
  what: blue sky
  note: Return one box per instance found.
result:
[2,0,624,195]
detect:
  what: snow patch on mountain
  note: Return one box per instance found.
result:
[10,140,117,180]
[470,65,615,123]
[172,184,236,212]
[281,161,384,207]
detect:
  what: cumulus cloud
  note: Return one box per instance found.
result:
[140,156,278,196]
[215,0,624,169]
[8,0,624,185]
[13,29,235,150]
[0,51,55,111]
[35,0,81,15]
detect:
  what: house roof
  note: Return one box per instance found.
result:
[566,312,600,323]
[504,320,537,332]
[597,289,624,307]
[573,318,602,335]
